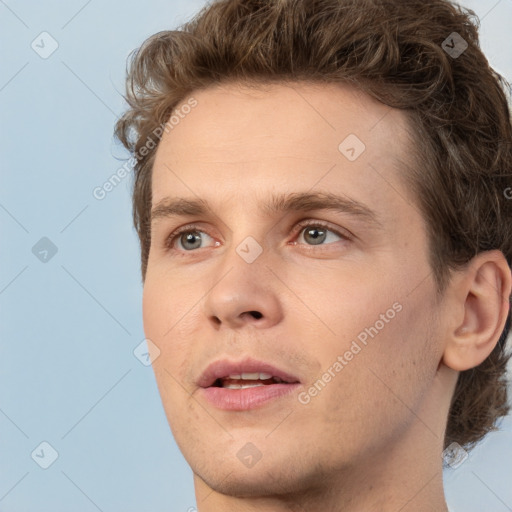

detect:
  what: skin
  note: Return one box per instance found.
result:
[142,81,511,512]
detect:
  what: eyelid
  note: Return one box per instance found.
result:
[292,219,353,242]
[164,222,216,251]
[164,219,352,252]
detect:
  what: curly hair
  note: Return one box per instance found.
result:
[114,0,512,452]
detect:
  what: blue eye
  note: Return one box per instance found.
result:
[166,228,216,251]
[295,223,344,246]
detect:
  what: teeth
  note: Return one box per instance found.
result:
[227,372,274,380]
[224,383,266,389]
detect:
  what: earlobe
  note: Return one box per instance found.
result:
[441,250,511,373]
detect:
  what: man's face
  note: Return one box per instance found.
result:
[143,82,448,496]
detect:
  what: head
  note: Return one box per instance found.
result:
[115,0,512,503]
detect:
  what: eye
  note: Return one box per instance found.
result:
[164,224,217,251]
[163,220,351,253]
[293,220,350,247]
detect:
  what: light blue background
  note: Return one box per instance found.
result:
[1,1,511,511]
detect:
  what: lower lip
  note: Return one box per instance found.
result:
[199,383,301,410]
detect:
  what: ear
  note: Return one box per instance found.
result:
[441,250,511,372]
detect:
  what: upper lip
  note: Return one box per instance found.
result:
[197,357,301,388]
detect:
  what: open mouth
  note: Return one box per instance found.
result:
[198,358,301,389]
[212,372,290,389]
[198,359,302,410]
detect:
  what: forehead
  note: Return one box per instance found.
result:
[151,81,416,221]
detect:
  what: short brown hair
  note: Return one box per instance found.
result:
[114,0,512,452]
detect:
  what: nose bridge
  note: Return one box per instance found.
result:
[220,195,271,264]
[220,205,274,282]
[201,225,283,329]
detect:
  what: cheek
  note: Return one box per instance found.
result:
[316,291,438,439]
[142,269,199,336]
[142,277,198,377]
[299,256,437,398]
[142,285,164,338]
[285,264,402,347]
[143,279,203,435]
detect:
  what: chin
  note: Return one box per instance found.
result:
[195,463,312,499]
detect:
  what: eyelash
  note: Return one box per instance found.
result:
[163,220,351,252]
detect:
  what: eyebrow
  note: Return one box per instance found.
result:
[151,191,382,228]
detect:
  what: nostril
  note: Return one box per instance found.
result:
[249,311,263,319]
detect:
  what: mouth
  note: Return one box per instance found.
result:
[212,373,291,389]
[198,357,301,388]
[197,357,302,411]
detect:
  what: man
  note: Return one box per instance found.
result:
[115,0,512,510]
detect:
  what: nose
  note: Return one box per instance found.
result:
[202,256,284,330]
